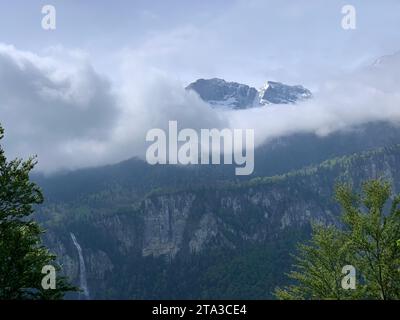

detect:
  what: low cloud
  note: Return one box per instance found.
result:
[1,44,400,173]
[0,44,225,172]
[226,52,400,146]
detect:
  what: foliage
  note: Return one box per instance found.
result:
[0,125,75,299]
[276,179,400,300]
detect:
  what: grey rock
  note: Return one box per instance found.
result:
[259,81,312,105]
[186,78,258,109]
[186,78,312,109]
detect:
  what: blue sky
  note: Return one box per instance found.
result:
[1,0,400,87]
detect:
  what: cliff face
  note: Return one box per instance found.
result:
[40,145,400,299]
[135,146,399,258]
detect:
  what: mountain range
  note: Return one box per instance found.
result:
[29,53,400,299]
[32,117,400,299]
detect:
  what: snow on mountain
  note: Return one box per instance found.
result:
[186,78,258,110]
[186,78,312,110]
[258,81,312,105]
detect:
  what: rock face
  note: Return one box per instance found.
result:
[186,78,312,109]
[259,81,312,105]
[134,145,399,257]
[142,194,195,258]
[186,78,258,109]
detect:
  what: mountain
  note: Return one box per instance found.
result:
[33,122,400,203]
[32,120,400,299]
[258,81,312,105]
[39,143,400,299]
[186,78,312,109]
[31,53,400,299]
[186,78,258,109]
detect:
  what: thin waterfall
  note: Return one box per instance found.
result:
[70,232,90,300]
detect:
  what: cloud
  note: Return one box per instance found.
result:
[0,44,226,172]
[226,51,400,146]
[0,44,120,171]
[1,43,400,173]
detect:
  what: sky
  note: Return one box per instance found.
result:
[1,0,400,86]
[0,0,400,172]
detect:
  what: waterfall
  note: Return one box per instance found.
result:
[70,233,90,300]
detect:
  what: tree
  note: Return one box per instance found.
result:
[0,124,75,299]
[276,179,400,300]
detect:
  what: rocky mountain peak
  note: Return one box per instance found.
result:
[259,81,312,105]
[186,78,312,109]
[186,78,258,110]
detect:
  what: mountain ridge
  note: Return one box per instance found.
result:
[186,78,312,109]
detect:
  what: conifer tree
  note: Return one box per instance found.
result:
[276,180,400,300]
[0,125,75,299]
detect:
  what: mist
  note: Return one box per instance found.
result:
[1,44,400,173]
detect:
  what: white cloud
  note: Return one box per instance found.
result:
[226,51,400,146]
[0,44,226,172]
[1,44,400,173]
